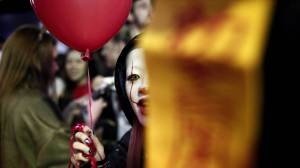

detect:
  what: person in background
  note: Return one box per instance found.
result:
[58,49,107,128]
[0,25,70,167]
[91,29,130,77]
[59,49,89,107]
[127,0,153,38]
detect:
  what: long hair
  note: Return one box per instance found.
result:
[0,25,56,98]
[115,35,144,168]
[58,49,83,110]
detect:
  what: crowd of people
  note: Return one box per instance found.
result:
[0,0,152,167]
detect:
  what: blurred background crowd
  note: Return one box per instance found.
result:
[0,0,152,153]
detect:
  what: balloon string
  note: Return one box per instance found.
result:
[69,49,97,168]
[87,66,93,129]
[80,49,93,129]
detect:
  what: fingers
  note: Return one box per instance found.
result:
[75,132,90,143]
[73,141,90,154]
[73,152,89,162]
[73,125,105,161]
[83,126,93,135]
[91,135,105,161]
[70,156,77,166]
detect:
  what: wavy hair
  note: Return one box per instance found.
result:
[0,25,56,98]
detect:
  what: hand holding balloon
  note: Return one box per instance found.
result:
[70,124,105,168]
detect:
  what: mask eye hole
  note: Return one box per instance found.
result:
[127,74,140,82]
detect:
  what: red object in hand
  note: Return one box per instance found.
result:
[69,123,97,168]
[71,123,97,156]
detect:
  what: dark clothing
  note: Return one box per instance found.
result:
[89,53,114,77]
[94,90,119,153]
[82,130,131,168]
[106,130,130,167]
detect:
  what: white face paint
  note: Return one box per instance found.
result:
[65,50,87,84]
[126,48,148,126]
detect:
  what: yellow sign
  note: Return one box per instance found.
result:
[142,0,273,167]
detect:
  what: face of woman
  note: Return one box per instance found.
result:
[133,0,152,27]
[126,48,148,126]
[65,50,87,83]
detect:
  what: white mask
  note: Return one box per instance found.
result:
[125,48,148,126]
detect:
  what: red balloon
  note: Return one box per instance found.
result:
[30,0,132,52]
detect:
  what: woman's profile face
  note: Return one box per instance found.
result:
[65,50,87,83]
[133,0,152,27]
[126,48,148,126]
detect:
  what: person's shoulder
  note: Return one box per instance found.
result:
[14,89,50,113]
[104,130,131,168]
[13,89,63,128]
[1,89,41,114]
[14,89,43,104]
[119,130,131,147]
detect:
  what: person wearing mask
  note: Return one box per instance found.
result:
[71,36,148,168]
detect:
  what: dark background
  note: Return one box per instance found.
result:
[0,0,38,40]
[258,0,299,167]
[0,0,32,13]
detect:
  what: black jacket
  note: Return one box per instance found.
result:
[82,130,131,168]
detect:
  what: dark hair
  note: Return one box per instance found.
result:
[115,35,140,125]
[114,35,144,168]
[58,49,88,110]
[0,25,56,98]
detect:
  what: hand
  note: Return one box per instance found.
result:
[71,126,105,166]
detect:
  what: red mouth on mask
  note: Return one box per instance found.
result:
[137,98,147,116]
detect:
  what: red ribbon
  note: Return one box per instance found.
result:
[68,49,97,168]
[68,123,97,168]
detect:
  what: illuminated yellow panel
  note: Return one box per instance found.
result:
[141,0,273,168]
